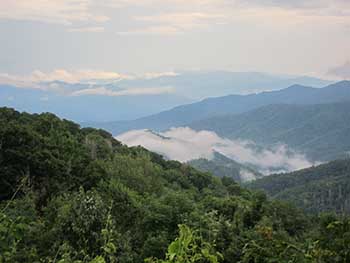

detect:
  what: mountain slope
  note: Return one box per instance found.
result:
[4,107,350,262]
[190,102,350,162]
[87,80,350,135]
[247,159,350,214]
[188,152,263,183]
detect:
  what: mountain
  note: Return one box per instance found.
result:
[188,151,263,183]
[0,71,331,123]
[115,70,332,99]
[86,80,350,135]
[247,159,350,214]
[190,102,350,162]
[1,107,350,262]
[0,83,191,122]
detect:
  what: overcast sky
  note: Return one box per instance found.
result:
[1,0,350,80]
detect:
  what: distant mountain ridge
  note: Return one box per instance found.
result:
[86,80,350,135]
[115,70,332,99]
[0,71,331,122]
[190,101,350,162]
[0,84,191,122]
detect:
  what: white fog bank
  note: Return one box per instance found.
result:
[116,127,318,175]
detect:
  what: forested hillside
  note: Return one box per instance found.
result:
[190,102,350,162]
[1,107,350,262]
[248,159,350,214]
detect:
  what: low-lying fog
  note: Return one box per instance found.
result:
[116,127,319,175]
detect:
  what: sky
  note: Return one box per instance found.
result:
[1,0,350,83]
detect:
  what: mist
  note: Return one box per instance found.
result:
[116,127,318,174]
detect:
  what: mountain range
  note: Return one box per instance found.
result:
[0,83,191,122]
[190,102,350,162]
[0,71,331,122]
[86,80,350,135]
[115,70,331,99]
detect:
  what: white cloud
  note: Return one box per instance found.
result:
[117,26,182,36]
[0,69,184,88]
[110,0,350,16]
[2,0,349,35]
[117,127,317,175]
[0,70,131,88]
[112,0,350,35]
[142,71,179,79]
[70,86,175,96]
[328,61,350,79]
[105,0,223,9]
[0,0,108,25]
[117,12,226,35]
[68,26,105,33]
[0,69,178,96]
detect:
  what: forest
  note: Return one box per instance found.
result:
[1,107,350,262]
[248,159,350,214]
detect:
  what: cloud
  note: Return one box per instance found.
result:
[30,69,130,83]
[117,12,225,35]
[107,0,350,15]
[113,0,350,35]
[0,69,179,96]
[0,70,131,88]
[142,71,179,79]
[0,69,183,88]
[70,86,175,96]
[328,61,350,79]
[0,0,108,25]
[117,26,182,36]
[116,127,317,174]
[105,0,223,9]
[2,0,349,35]
[68,26,105,33]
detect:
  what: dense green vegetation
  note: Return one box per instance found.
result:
[248,159,350,214]
[190,102,350,162]
[188,152,262,183]
[1,107,350,262]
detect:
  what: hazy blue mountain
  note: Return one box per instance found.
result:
[0,84,192,122]
[116,71,332,99]
[86,80,350,135]
[188,151,263,183]
[0,71,331,122]
[190,102,350,162]
[247,159,350,214]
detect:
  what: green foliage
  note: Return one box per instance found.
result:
[248,159,350,214]
[146,225,222,263]
[0,107,350,262]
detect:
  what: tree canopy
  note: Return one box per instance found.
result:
[1,107,349,262]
